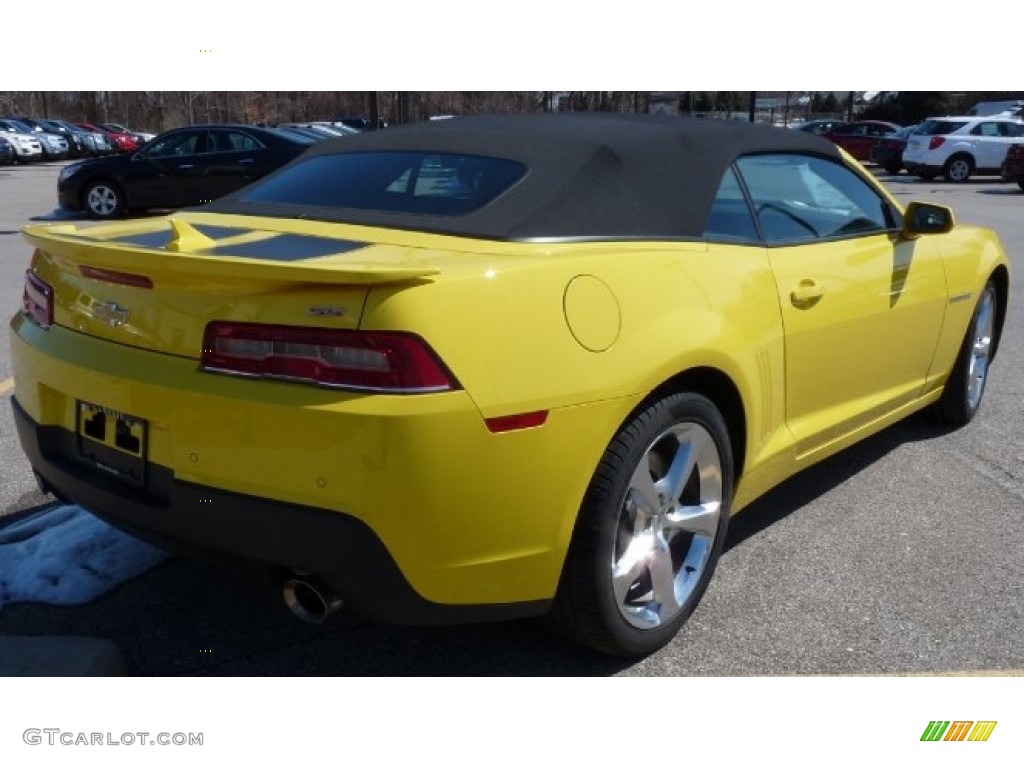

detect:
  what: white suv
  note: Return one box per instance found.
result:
[903,116,1024,182]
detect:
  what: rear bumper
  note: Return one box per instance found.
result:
[11,396,549,625]
[902,161,941,175]
[9,314,628,618]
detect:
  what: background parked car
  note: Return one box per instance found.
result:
[1001,143,1024,191]
[72,122,114,155]
[76,122,140,153]
[272,124,335,142]
[1,117,62,159]
[0,135,15,165]
[34,119,113,156]
[0,119,43,163]
[332,116,377,131]
[279,122,354,139]
[100,122,156,145]
[903,116,1024,182]
[6,117,71,161]
[822,120,902,162]
[966,100,1024,117]
[32,118,89,157]
[869,124,921,174]
[792,119,847,135]
[58,123,317,218]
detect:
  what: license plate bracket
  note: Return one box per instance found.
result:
[76,401,148,486]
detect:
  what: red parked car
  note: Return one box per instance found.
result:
[823,120,903,162]
[76,122,140,153]
[1001,143,1024,191]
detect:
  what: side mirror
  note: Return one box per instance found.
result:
[902,202,955,239]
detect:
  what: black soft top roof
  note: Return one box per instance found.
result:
[204,113,843,241]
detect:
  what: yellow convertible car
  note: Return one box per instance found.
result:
[10,114,1010,656]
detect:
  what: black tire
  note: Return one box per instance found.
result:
[550,392,733,657]
[1018,181,1024,192]
[82,179,125,219]
[884,163,902,174]
[943,154,974,183]
[934,280,998,427]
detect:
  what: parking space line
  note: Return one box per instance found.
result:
[0,377,13,396]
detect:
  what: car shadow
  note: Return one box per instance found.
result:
[724,410,950,551]
[30,209,163,223]
[0,412,957,678]
[976,187,1023,196]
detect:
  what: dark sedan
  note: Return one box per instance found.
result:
[0,135,14,165]
[793,119,847,135]
[822,120,903,162]
[1001,143,1024,191]
[58,124,316,219]
[869,124,920,174]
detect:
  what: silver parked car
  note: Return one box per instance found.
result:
[0,119,43,162]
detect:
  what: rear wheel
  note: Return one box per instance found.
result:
[551,392,732,657]
[1018,181,1024,192]
[943,154,974,183]
[884,163,902,174]
[934,280,997,426]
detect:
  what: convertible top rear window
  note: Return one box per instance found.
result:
[239,152,527,216]
[204,114,843,240]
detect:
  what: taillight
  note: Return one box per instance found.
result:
[201,322,459,393]
[23,270,54,329]
[928,137,946,150]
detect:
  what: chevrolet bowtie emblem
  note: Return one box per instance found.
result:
[92,301,130,327]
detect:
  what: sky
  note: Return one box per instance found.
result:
[2,6,1009,92]
[0,505,167,609]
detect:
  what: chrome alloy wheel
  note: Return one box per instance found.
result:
[612,421,723,630]
[966,285,996,411]
[86,183,120,217]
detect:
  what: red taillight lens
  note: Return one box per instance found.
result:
[23,270,54,328]
[201,322,459,393]
[928,137,946,150]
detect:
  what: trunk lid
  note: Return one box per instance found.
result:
[23,215,440,360]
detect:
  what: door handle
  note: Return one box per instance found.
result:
[790,279,823,307]
[238,158,255,164]
[177,164,194,170]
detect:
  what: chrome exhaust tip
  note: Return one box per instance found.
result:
[283,573,344,624]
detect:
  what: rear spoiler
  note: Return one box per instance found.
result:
[22,219,439,286]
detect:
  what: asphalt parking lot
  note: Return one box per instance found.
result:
[0,159,1022,676]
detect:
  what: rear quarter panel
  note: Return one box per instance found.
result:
[360,238,792,505]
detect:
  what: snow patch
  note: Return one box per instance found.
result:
[0,505,168,608]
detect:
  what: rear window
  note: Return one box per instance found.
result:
[916,120,964,136]
[239,152,527,216]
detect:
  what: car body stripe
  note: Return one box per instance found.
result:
[101,226,369,261]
